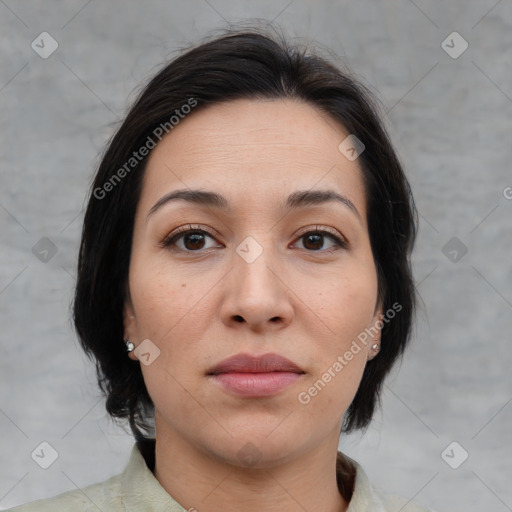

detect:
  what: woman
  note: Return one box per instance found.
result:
[8,28,432,511]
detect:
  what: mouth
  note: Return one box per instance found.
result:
[207,353,305,398]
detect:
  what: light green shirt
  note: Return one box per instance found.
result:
[6,441,433,511]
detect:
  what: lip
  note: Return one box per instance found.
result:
[208,353,304,375]
[207,353,305,397]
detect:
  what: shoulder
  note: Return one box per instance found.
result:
[4,441,182,512]
[3,471,124,511]
[343,454,435,512]
[373,489,435,512]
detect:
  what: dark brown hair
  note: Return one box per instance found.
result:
[73,27,417,442]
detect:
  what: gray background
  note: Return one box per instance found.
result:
[1,1,511,511]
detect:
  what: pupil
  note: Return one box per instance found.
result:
[305,234,322,250]
[185,233,205,250]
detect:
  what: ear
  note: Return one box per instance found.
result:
[123,296,139,362]
[367,303,383,361]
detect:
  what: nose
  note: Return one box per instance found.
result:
[220,243,294,332]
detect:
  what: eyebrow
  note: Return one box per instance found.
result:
[147,188,361,222]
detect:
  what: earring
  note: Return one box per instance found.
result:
[371,343,380,352]
[125,340,134,352]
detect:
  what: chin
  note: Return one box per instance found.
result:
[206,425,310,470]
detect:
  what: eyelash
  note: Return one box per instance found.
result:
[160,224,348,253]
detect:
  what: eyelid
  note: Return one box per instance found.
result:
[293,225,348,247]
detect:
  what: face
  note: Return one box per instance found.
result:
[124,98,382,468]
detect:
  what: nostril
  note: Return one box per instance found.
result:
[233,315,244,323]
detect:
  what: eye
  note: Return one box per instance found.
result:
[161,225,221,252]
[293,227,347,252]
[161,225,347,253]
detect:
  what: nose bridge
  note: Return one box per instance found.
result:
[233,233,280,296]
[221,232,293,329]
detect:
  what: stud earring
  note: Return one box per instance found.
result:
[125,340,135,352]
[371,343,380,352]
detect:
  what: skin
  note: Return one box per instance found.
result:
[123,98,382,512]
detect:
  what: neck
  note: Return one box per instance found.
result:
[151,431,350,512]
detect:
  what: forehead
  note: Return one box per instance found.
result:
[139,98,367,219]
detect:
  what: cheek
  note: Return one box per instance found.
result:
[294,324,368,438]
[128,257,220,373]
[293,261,377,413]
[140,363,206,439]
[303,266,377,343]
[130,253,200,327]
[297,318,369,426]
